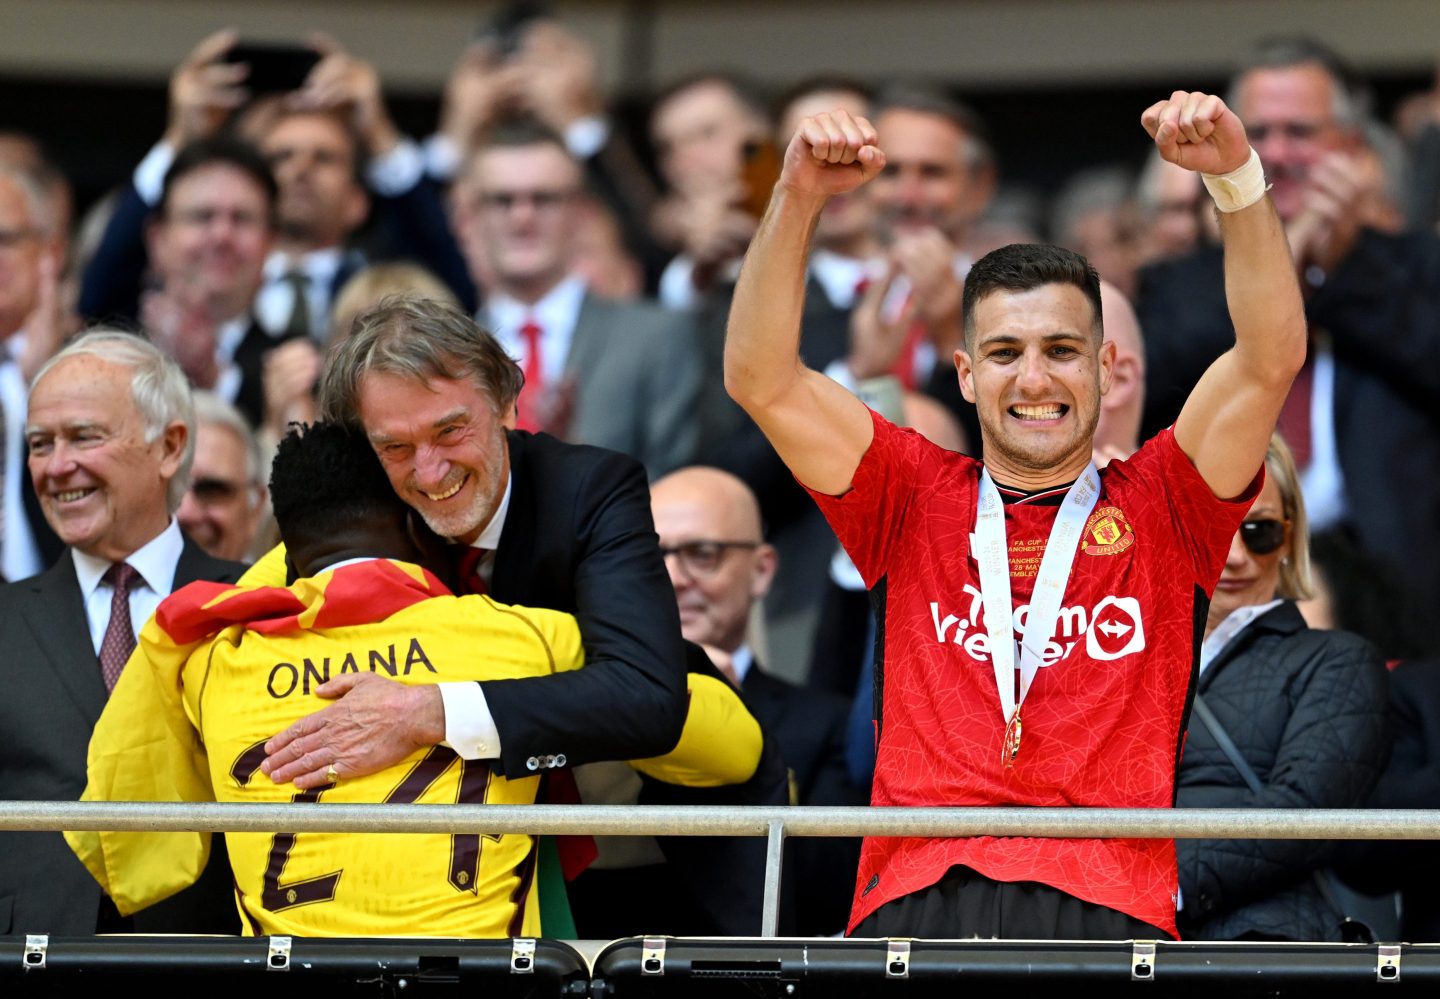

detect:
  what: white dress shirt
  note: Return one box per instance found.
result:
[435,473,514,760]
[255,247,344,342]
[73,518,185,655]
[1,335,42,581]
[1199,599,1284,675]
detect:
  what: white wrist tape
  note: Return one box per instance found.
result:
[1202,147,1267,213]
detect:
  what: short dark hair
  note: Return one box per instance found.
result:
[270,421,406,549]
[318,295,524,424]
[961,244,1103,347]
[159,136,278,227]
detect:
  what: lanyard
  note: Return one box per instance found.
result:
[973,463,1101,764]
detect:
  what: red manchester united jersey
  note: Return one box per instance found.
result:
[809,411,1258,937]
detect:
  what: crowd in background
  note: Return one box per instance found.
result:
[1,12,1438,942]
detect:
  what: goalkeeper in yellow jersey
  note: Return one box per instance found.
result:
[67,422,763,938]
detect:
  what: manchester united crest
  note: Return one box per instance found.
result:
[1081,506,1134,556]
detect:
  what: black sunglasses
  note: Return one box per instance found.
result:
[1240,518,1287,556]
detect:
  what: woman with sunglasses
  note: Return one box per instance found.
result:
[1175,433,1390,941]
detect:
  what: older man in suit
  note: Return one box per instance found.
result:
[0,331,243,934]
[452,117,700,480]
[651,465,865,935]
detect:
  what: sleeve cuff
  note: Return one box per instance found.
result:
[438,681,501,759]
[423,133,461,183]
[133,142,176,207]
[366,137,425,197]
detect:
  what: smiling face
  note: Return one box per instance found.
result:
[358,370,510,545]
[1235,64,1353,223]
[871,107,991,243]
[26,355,185,560]
[1208,473,1289,634]
[956,282,1113,488]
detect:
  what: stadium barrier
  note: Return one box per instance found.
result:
[3,803,1437,995]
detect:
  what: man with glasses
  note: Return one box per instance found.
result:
[652,465,865,934]
[453,117,700,478]
[1137,37,1440,626]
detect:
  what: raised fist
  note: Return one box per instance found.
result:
[1141,91,1250,176]
[780,110,885,200]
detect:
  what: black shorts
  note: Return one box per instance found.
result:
[852,865,1171,940]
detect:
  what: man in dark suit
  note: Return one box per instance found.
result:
[261,295,687,787]
[651,465,865,935]
[455,117,700,479]
[1136,37,1440,627]
[0,330,243,935]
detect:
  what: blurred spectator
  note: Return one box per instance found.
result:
[434,18,666,288]
[0,331,242,934]
[1300,530,1428,662]
[1092,280,1146,465]
[177,391,266,563]
[141,137,292,429]
[650,466,864,935]
[1049,165,1141,298]
[1177,434,1389,941]
[1136,36,1440,633]
[650,73,772,310]
[1133,149,1214,266]
[80,29,474,341]
[453,118,699,477]
[0,163,67,579]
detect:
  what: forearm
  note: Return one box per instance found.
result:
[724,187,826,412]
[1217,195,1307,384]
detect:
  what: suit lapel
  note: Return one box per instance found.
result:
[20,555,107,723]
[563,293,606,380]
[490,432,534,602]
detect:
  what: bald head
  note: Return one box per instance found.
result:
[651,466,776,654]
[1094,280,1146,460]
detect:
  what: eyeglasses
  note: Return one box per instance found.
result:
[189,476,250,506]
[475,190,577,214]
[658,540,760,578]
[1239,518,1288,556]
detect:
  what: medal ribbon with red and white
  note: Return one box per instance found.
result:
[974,463,1100,767]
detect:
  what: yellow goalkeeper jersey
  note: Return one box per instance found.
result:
[67,558,759,938]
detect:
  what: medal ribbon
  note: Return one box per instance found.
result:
[973,463,1101,758]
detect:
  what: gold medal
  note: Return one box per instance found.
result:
[1002,708,1023,768]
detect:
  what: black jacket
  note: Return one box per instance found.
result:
[1176,601,1390,941]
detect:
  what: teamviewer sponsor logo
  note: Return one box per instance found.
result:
[928,586,1146,663]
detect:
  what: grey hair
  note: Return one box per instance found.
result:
[192,389,263,486]
[0,164,53,238]
[318,295,523,424]
[31,330,195,512]
[1226,36,1367,129]
[873,82,994,170]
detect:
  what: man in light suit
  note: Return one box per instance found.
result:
[453,118,700,479]
[0,331,242,934]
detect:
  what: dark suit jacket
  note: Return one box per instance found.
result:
[480,430,688,779]
[0,537,245,935]
[1136,232,1440,624]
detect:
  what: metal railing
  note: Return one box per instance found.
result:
[8,802,1438,937]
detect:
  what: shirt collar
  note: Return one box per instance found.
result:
[1200,598,1285,673]
[808,250,875,310]
[469,468,514,552]
[265,247,344,285]
[72,518,185,599]
[486,273,588,336]
[730,644,755,684]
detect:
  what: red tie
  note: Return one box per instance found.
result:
[1277,343,1315,469]
[456,547,489,595]
[515,319,544,433]
[99,562,140,692]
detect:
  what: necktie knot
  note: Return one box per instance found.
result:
[457,547,490,595]
[104,561,140,595]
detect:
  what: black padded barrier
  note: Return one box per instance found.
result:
[0,935,590,997]
[592,936,1440,998]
